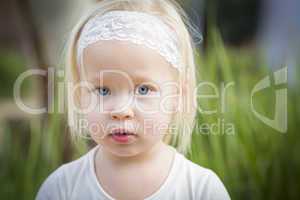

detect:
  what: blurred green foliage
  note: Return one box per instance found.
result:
[0,29,299,200]
[188,27,300,199]
[0,51,29,98]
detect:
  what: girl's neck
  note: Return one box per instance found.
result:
[96,141,171,167]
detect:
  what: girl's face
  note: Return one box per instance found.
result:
[80,40,180,157]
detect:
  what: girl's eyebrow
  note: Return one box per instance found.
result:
[90,73,159,85]
[132,75,158,84]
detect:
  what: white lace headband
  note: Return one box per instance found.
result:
[77,10,182,71]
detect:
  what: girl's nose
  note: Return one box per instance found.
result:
[110,108,134,120]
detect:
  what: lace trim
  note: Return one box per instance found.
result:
[77,10,181,70]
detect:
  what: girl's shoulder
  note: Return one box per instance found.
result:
[35,146,98,200]
[174,150,212,178]
[172,151,231,200]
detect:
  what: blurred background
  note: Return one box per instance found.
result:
[0,0,299,199]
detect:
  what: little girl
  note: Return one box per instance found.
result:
[36,0,230,199]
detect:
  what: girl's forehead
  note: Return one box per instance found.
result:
[83,40,178,82]
[87,66,179,88]
[89,69,155,83]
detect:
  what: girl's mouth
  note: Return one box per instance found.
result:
[109,129,136,143]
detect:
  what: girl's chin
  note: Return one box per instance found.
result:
[104,145,143,158]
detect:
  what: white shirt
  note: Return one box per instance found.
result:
[36,145,230,200]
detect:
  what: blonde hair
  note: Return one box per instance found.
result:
[65,0,201,155]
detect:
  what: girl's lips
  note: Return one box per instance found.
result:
[109,128,137,144]
[109,133,136,144]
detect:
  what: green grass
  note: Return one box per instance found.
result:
[0,29,299,199]
[187,28,300,199]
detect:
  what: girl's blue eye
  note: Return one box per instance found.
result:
[137,85,150,95]
[97,87,111,96]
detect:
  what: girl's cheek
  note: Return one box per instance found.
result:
[135,94,178,116]
[141,113,171,140]
[80,92,103,114]
[136,98,174,135]
[134,95,161,114]
[86,112,106,138]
